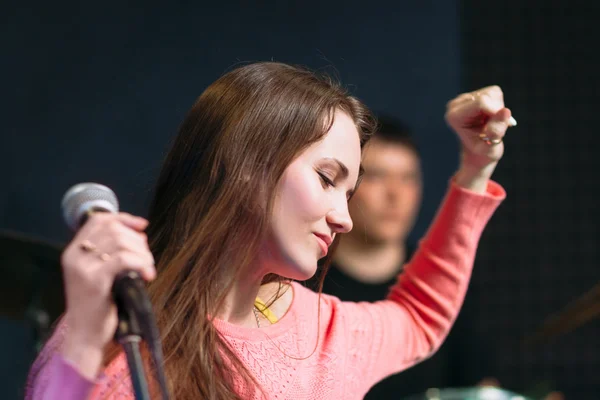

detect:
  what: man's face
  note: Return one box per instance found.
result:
[348,137,422,244]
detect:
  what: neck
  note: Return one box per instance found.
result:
[333,234,407,284]
[216,262,291,328]
[217,267,264,328]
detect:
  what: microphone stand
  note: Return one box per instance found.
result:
[112,270,171,400]
[113,272,152,400]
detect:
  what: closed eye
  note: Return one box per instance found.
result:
[318,171,335,188]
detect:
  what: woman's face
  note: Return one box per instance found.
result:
[263,110,362,280]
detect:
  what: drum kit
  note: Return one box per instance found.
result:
[0,230,65,348]
[1,229,596,399]
[404,386,532,400]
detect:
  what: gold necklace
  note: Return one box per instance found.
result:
[252,306,261,328]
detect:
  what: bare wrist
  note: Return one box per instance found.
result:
[454,162,497,193]
[62,333,105,381]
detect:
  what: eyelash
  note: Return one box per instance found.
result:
[318,170,354,201]
[318,172,335,188]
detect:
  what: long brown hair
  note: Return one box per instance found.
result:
[104,62,375,399]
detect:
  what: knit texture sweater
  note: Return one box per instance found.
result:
[25,180,505,399]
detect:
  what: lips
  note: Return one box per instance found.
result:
[313,233,332,257]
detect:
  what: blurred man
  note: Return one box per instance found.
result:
[323,117,423,301]
[328,116,422,295]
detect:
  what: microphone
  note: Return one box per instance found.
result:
[61,182,170,400]
[61,182,120,231]
[61,183,148,329]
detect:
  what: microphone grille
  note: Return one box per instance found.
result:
[61,183,119,231]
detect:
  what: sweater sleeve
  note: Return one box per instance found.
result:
[28,355,97,400]
[24,320,104,400]
[338,179,505,392]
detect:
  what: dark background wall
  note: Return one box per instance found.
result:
[461,1,600,398]
[3,1,599,399]
[0,2,461,398]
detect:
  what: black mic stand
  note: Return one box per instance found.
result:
[113,272,152,400]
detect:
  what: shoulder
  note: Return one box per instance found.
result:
[290,281,363,325]
[291,281,343,309]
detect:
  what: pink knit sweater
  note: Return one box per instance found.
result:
[25,180,505,399]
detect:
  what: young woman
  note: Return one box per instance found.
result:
[26,62,513,400]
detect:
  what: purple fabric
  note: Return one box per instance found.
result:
[27,354,95,400]
[25,320,99,400]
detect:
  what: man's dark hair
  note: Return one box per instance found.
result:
[374,113,419,155]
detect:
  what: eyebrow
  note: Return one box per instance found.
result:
[326,158,349,179]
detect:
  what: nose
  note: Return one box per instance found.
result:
[385,179,403,200]
[326,200,353,234]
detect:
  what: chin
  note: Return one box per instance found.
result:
[372,228,407,243]
[279,257,318,281]
[264,239,319,281]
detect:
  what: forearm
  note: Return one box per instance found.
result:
[454,152,499,193]
[355,180,506,387]
[389,180,505,346]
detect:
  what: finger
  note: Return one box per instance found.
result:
[78,213,148,238]
[93,224,152,257]
[78,213,150,248]
[476,85,504,102]
[447,92,505,130]
[102,250,156,281]
[69,219,153,276]
[69,233,154,273]
[446,85,503,109]
[480,108,512,143]
[114,213,149,231]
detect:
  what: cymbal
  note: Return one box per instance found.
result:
[0,230,65,323]
[403,386,532,400]
[525,281,600,344]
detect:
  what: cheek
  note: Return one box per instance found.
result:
[278,168,328,223]
[401,184,422,208]
[351,183,383,211]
